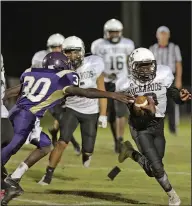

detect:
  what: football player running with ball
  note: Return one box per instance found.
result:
[39,36,109,185]
[116,48,190,206]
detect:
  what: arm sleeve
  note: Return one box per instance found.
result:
[174,45,182,62]
[164,66,174,88]
[167,83,183,104]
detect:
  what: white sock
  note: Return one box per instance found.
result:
[167,188,177,197]
[83,156,92,168]
[11,162,29,179]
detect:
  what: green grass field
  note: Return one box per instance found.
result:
[6,114,191,206]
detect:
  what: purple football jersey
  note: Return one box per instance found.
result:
[16,68,79,117]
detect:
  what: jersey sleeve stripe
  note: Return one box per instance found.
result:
[63,85,71,94]
[56,70,74,78]
[29,90,63,114]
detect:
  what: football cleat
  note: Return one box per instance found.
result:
[38,175,52,185]
[1,176,24,205]
[82,153,92,168]
[118,140,135,163]
[74,144,81,156]
[168,190,181,206]
[0,190,5,200]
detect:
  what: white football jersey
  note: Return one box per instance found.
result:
[65,55,105,114]
[116,65,174,118]
[91,37,135,83]
[31,50,49,67]
[1,54,9,118]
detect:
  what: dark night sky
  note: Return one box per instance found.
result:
[1,1,191,85]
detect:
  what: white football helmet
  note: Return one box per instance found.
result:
[128,48,157,85]
[104,19,123,43]
[62,36,85,68]
[47,33,65,48]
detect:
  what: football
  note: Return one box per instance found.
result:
[133,96,148,116]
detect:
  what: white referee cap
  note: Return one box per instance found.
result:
[156,26,170,33]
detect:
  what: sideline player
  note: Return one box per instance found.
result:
[39,36,108,185]
[116,48,190,205]
[32,33,80,152]
[2,52,134,205]
[91,19,135,153]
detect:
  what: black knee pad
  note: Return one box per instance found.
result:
[141,146,164,179]
[82,145,94,154]
[59,123,73,144]
[151,161,164,178]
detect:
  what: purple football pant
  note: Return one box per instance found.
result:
[1,106,51,166]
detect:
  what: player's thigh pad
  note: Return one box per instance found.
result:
[58,107,79,143]
[79,112,99,154]
[129,125,142,153]
[150,119,166,159]
[114,100,128,118]
[1,118,14,148]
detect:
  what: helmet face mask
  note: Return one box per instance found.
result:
[105,31,122,43]
[62,36,85,69]
[132,61,157,85]
[48,46,63,52]
[64,49,83,69]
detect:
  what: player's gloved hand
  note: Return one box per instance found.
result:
[140,96,156,116]
[180,89,191,101]
[98,115,108,128]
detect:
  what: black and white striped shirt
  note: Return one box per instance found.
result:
[149,42,182,74]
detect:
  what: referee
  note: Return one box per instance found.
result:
[149,26,183,134]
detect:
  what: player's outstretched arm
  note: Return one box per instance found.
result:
[3,84,22,100]
[65,86,134,104]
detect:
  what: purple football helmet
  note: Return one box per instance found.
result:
[42,52,72,70]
